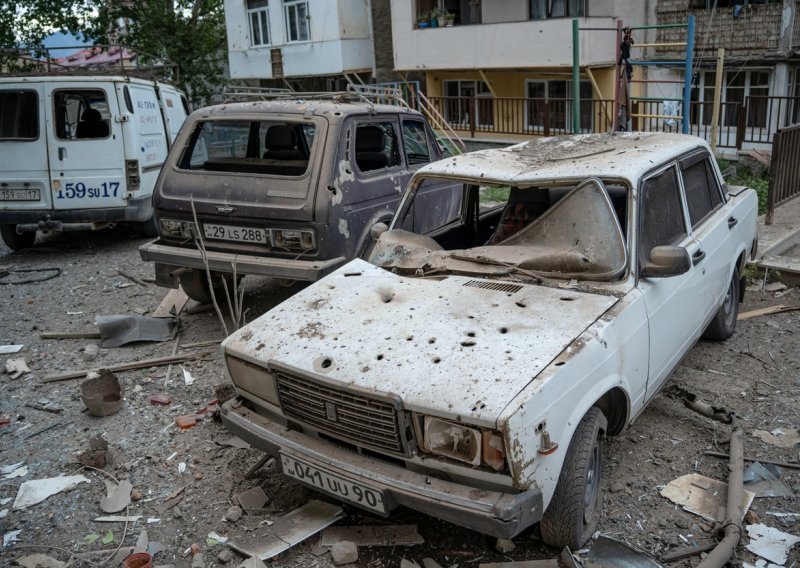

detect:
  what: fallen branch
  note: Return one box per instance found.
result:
[117,269,148,287]
[738,304,800,320]
[42,351,212,383]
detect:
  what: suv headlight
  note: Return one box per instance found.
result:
[159,219,196,239]
[272,229,315,251]
[419,415,507,471]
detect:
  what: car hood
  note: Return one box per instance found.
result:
[224,259,618,426]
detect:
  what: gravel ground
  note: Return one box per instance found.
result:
[0,228,798,568]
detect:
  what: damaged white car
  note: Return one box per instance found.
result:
[220,133,758,548]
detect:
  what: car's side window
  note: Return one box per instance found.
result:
[681,154,723,229]
[53,89,111,140]
[354,121,401,174]
[639,166,687,266]
[401,120,432,166]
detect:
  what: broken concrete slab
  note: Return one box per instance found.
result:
[228,499,342,560]
[236,486,269,510]
[100,479,132,513]
[745,523,800,565]
[319,525,424,547]
[330,540,358,565]
[14,474,91,509]
[659,473,755,523]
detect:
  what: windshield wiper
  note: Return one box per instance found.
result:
[446,253,544,284]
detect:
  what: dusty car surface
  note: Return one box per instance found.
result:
[139,94,449,303]
[218,133,758,548]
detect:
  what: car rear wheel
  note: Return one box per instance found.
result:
[0,225,36,251]
[702,268,739,341]
[540,407,606,549]
[180,270,241,305]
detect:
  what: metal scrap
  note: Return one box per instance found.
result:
[583,535,662,567]
[745,523,800,565]
[95,314,179,348]
[744,462,794,498]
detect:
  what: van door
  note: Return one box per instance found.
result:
[46,82,127,210]
[0,84,52,213]
[158,87,189,144]
[123,83,171,199]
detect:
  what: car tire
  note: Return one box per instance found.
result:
[702,268,740,341]
[0,225,36,251]
[540,407,606,549]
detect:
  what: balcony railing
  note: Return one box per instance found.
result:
[424,95,799,149]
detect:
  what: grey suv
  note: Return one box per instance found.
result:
[139,95,450,302]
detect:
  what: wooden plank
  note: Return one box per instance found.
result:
[738,304,800,320]
[152,286,190,318]
[42,351,211,383]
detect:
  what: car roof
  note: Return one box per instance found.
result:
[418,132,710,185]
[0,75,179,89]
[191,98,420,119]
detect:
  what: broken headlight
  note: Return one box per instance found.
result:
[159,219,195,239]
[225,355,279,407]
[272,229,315,251]
[419,416,507,471]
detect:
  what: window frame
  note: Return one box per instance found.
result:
[352,118,403,176]
[247,0,271,47]
[637,162,690,272]
[401,118,434,168]
[0,89,39,141]
[284,0,310,43]
[530,0,585,20]
[678,151,725,230]
[52,88,112,141]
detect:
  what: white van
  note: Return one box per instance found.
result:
[0,75,189,249]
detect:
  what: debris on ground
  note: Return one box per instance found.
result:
[80,369,124,417]
[121,552,151,568]
[100,479,132,513]
[76,435,111,468]
[2,462,27,479]
[319,525,424,547]
[217,436,251,450]
[149,393,172,406]
[659,473,755,523]
[94,515,143,522]
[751,428,800,448]
[0,344,23,354]
[236,486,268,510]
[224,505,243,523]
[5,358,30,379]
[182,366,196,386]
[495,538,516,553]
[13,474,91,509]
[95,314,179,348]
[207,531,229,545]
[228,500,342,560]
[745,523,800,565]
[15,553,66,568]
[330,540,358,565]
[479,560,559,567]
[744,462,794,498]
[737,305,800,320]
[42,351,211,383]
[582,535,663,567]
[153,287,190,318]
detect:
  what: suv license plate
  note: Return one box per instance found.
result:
[280,453,387,515]
[0,189,40,201]
[203,223,268,244]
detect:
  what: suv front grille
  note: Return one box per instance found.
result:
[276,372,409,456]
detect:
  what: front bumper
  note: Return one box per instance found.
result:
[221,399,543,539]
[139,240,346,281]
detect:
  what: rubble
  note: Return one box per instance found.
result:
[13,474,91,509]
[330,540,358,565]
[745,524,800,565]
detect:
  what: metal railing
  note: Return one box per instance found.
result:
[766,123,800,225]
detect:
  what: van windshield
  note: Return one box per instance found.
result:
[178,120,316,177]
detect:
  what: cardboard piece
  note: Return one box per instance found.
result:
[660,473,754,523]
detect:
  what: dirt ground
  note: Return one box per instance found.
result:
[0,227,798,568]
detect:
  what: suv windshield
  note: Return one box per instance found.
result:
[178,120,316,177]
[372,176,628,281]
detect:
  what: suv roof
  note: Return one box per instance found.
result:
[193,98,421,120]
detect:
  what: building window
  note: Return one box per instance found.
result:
[694,70,770,128]
[284,0,310,42]
[525,79,592,132]
[530,0,584,20]
[443,80,493,128]
[248,0,271,47]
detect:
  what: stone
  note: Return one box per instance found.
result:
[224,505,243,523]
[83,343,100,361]
[495,538,515,553]
[190,553,205,568]
[217,549,234,564]
[609,482,625,493]
[330,540,358,565]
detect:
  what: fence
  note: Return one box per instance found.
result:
[766,123,800,225]
[428,94,800,149]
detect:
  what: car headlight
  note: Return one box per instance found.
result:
[159,219,196,239]
[419,416,507,471]
[225,355,279,407]
[272,229,315,251]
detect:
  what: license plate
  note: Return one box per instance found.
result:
[0,189,40,201]
[280,453,387,514]
[203,223,268,244]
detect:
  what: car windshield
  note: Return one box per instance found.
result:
[177,119,317,177]
[371,176,628,281]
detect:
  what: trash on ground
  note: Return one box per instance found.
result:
[76,435,111,469]
[5,358,30,379]
[744,462,794,498]
[660,473,755,523]
[228,499,343,560]
[479,560,559,567]
[100,479,133,513]
[1,462,27,479]
[80,533,101,545]
[582,535,663,567]
[0,344,23,354]
[42,351,211,383]
[176,416,197,430]
[80,369,124,417]
[766,511,800,522]
[95,314,179,348]
[13,474,91,509]
[752,428,800,448]
[236,486,269,510]
[237,557,268,568]
[121,552,152,568]
[217,436,250,450]
[3,529,22,546]
[150,393,172,406]
[15,553,66,568]
[182,367,196,386]
[319,525,424,547]
[153,287,190,318]
[94,515,143,522]
[744,523,800,565]
[101,530,114,545]
[207,531,228,545]
[743,560,783,568]
[0,417,10,426]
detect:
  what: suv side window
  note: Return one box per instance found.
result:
[681,153,723,228]
[402,119,432,166]
[639,165,687,266]
[354,121,401,173]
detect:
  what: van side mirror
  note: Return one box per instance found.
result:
[370,222,389,240]
[643,246,691,277]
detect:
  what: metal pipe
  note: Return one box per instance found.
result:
[683,14,696,134]
[572,18,581,133]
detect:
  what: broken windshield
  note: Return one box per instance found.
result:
[373,176,628,281]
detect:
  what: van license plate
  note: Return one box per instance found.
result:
[0,189,40,201]
[280,453,388,515]
[203,224,268,244]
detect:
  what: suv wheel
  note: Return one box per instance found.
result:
[540,407,606,549]
[702,267,739,341]
[1,225,36,251]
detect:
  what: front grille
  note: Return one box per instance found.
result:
[276,372,408,455]
[463,279,523,293]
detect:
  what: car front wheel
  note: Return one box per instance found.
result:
[540,407,606,549]
[702,267,739,341]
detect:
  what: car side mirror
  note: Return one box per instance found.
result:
[643,245,691,277]
[370,222,389,240]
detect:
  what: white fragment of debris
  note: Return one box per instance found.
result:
[745,523,800,565]
[147,517,160,523]
[0,498,11,505]
[743,560,783,568]
[207,531,228,544]
[0,509,7,518]
[94,515,143,522]
[752,429,800,448]
[3,529,21,547]
[4,358,30,379]
[178,462,187,474]
[1,462,26,478]
[0,345,23,354]
[766,511,800,521]
[13,474,91,509]
[66,311,84,315]
[166,452,178,462]
[100,480,133,513]
[182,367,196,386]
[660,473,755,523]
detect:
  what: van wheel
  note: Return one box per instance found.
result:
[180,270,241,305]
[1,225,36,251]
[540,408,606,549]
[702,268,739,341]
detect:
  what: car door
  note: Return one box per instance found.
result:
[636,163,708,400]
[46,82,127,211]
[678,151,735,320]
